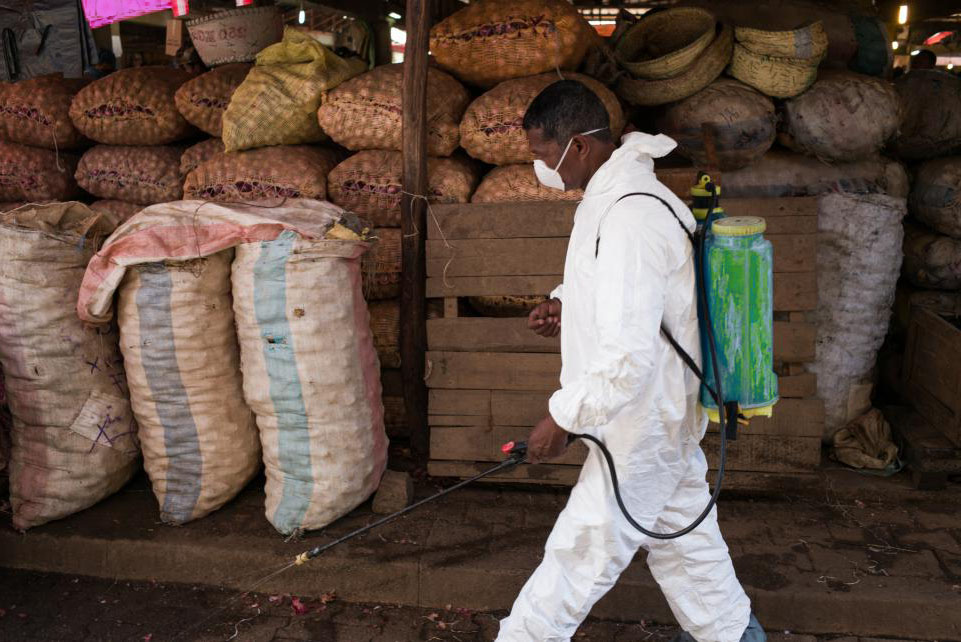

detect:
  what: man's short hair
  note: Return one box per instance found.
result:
[523,79,613,145]
[914,49,937,68]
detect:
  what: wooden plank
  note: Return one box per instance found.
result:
[778,373,817,398]
[401,0,430,462]
[774,272,817,311]
[428,415,490,427]
[702,434,821,473]
[492,390,549,426]
[430,425,492,462]
[709,398,824,438]
[428,389,490,416]
[425,351,560,391]
[902,308,961,446]
[427,235,813,277]
[427,318,814,362]
[427,460,582,485]
[444,297,458,318]
[725,197,818,234]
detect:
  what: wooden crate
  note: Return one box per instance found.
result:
[902,307,961,446]
[425,191,823,484]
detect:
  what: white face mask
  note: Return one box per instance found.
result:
[532,127,607,191]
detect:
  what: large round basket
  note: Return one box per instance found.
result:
[616,8,715,80]
[735,21,827,61]
[729,43,819,98]
[187,7,284,67]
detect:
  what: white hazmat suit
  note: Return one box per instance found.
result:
[496,133,752,642]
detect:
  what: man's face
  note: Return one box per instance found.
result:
[527,126,586,191]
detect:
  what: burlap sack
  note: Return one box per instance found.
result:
[472,164,583,203]
[0,202,137,530]
[69,67,196,145]
[222,28,366,152]
[893,70,961,161]
[184,145,338,203]
[0,74,90,150]
[117,251,260,524]
[657,78,775,170]
[903,222,961,290]
[327,151,479,226]
[369,299,400,369]
[363,227,400,300]
[180,138,227,178]
[460,72,625,166]
[0,202,25,212]
[175,64,252,137]
[430,0,595,88]
[90,200,142,226]
[232,230,387,534]
[831,408,899,471]
[911,157,961,239]
[318,64,469,156]
[76,145,183,205]
[0,141,80,202]
[780,71,900,162]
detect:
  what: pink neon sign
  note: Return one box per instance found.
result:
[81,0,177,28]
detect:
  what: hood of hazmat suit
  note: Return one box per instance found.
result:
[497,132,753,642]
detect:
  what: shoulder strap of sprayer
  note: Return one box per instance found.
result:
[593,191,710,391]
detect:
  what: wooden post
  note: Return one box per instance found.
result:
[401,0,430,463]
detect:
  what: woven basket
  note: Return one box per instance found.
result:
[187,7,284,67]
[363,227,401,300]
[460,72,625,166]
[616,8,715,80]
[617,22,733,107]
[468,294,546,318]
[369,300,400,368]
[472,164,583,203]
[429,0,596,88]
[735,21,827,62]
[729,44,818,99]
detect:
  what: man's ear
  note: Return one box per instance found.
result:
[572,135,590,158]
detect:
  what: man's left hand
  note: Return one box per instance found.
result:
[527,414,569,464]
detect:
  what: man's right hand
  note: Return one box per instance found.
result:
[528,298,561,337]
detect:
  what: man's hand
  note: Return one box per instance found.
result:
[527,414,569,464]
[528,298,561,338]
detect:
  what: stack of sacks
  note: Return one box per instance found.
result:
[0,75,89,203]
[460,73,623,317]
[729,22,828,98]
[79,199,386,534]
[70,67,196,210]
[1,202,137,530]
[321,62,478,414]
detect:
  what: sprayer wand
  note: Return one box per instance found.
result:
[293,442,530,566]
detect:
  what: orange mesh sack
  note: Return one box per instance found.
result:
[369,300,400,368]
[69,67,196,145]
[473,164,583,202]
[90,200,143,226]
[0,142,80,201]
[327,151,479,226]
[180,138,226,177]
[174,64,251,137]
[0,74,90,150]
[76,145,183,206]
[430,0,596,88]
[461,72,624,165]
[184,145,338,203]
[362,227,401,300]
[318,64,468,156]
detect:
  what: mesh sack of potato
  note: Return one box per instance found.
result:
[180,138,226,177]
[472,164,583,203]
[893,70,961,161]
[461,73,624,166]
[657,78,775,170]
[90,200,143,226]
[0,141,80,201]
[327,151,479,226]
[429,0,596,88]
[911,157,961,239]
[76,145,183,206]
[70,67,196,145]
[184,145,338,203]
[363,227,401,300]
[318,64,469,156]
[0,74,90,150]
[369,300,400,368]
[174,64,251,137]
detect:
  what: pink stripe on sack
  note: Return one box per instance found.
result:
[347,257,387,492]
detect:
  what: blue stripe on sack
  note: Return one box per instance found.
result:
[253,231,312,533]
[138,265,203,523]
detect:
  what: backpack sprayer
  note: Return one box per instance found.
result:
[293,172,779,565]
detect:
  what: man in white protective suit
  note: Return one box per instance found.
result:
[495,80,766,642]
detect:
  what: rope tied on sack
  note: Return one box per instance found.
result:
[401,190,455,289]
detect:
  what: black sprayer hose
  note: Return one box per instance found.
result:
[568,196,729,540]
